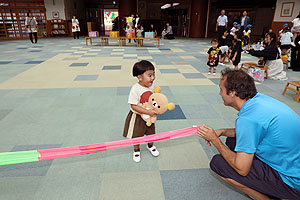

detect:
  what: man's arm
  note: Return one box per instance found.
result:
[212,137,254,176]
[216,128,236,137]
[198,125,254,176]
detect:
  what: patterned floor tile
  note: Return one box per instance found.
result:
[102,65,121,70]
[74,75,98,81]
[69,62,89,67]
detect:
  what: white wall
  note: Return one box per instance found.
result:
[273,0,300,22]
[44,0,66,20]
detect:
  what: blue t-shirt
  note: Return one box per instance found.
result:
[235,93,300,190]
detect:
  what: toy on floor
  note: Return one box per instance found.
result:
[0,126,202,166]
[140,86,175,126]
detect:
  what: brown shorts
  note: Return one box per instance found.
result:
[123,110,155,139]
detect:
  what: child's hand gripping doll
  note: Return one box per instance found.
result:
[141,86,175,126]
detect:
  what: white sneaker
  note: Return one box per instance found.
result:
[213,72,216,76]
[219,62,225,66]
[147,145,160,157]
[133,151,141,162]
[208,72,211,75]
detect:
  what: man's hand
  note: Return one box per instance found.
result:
[232,57,236,62]
[197,125,219,146]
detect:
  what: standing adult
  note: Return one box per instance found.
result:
[240,11,251,31]
[25,13,38,43]
[216,10,228,42]
[72,16,80,39]
[134,13,141,29]
[197,68,300,200]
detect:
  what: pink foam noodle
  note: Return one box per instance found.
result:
[37,126,201,162]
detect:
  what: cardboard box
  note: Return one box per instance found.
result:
[144,32,155,38]
[126,32,135,39]
[89,31,99,37]
[109,31,119,38]
[126,17,133,23]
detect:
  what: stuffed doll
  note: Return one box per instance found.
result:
[140,86,175,126]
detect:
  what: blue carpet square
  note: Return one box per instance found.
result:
[102,65,121,70]
[25,61,44,64]
[117,87,131,96]
[159,48,171,51]
[159,69,180,74]
[74,75,98,81]
[182,73,206,79]
[0,61,12,64]
[157,105,186,120]
[160,169,248,200]
[70,63,89,67]
[0,144,61,177]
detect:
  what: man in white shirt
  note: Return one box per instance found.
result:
[216,10,228,41]
[240,11,251,31]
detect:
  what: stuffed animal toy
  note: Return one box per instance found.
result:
[140,86,175,126]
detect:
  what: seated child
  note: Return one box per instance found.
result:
[123,60,160,163]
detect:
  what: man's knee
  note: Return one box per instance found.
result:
[210,154,225,175]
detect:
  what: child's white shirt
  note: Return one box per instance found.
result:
[243,29,251,35]
[219,45,229,54]
[280,32,293,45]
[128,83,154,112]
[230,27,237,36]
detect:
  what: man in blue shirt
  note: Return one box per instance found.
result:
[197,68,300,200]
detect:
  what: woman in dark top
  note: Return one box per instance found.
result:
[219,29,232,47]
[249,32,287,80]
[230,32,243,70]
[290,35,300,71]
[149,24,157,37]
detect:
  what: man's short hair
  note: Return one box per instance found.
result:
[221,68,257,99]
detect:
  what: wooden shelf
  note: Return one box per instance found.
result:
[0,6,46,39]
[47,19,69,37]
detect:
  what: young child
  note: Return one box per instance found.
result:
[279,23,289,35]
[123,60,159,163]
[219,45,229,66]
[230,32,243,70]
[280,27,293,56]
[236,24,241,34]
[136,25,143,38]
[230,22,238,42]
[243,24,252,47]
[207,39,221,75]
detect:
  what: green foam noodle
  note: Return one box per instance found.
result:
[0,150,40,165]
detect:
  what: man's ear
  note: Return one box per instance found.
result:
[229,90,236,97]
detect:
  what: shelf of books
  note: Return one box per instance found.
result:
[47,19,69,37]
[0,7,47,39]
